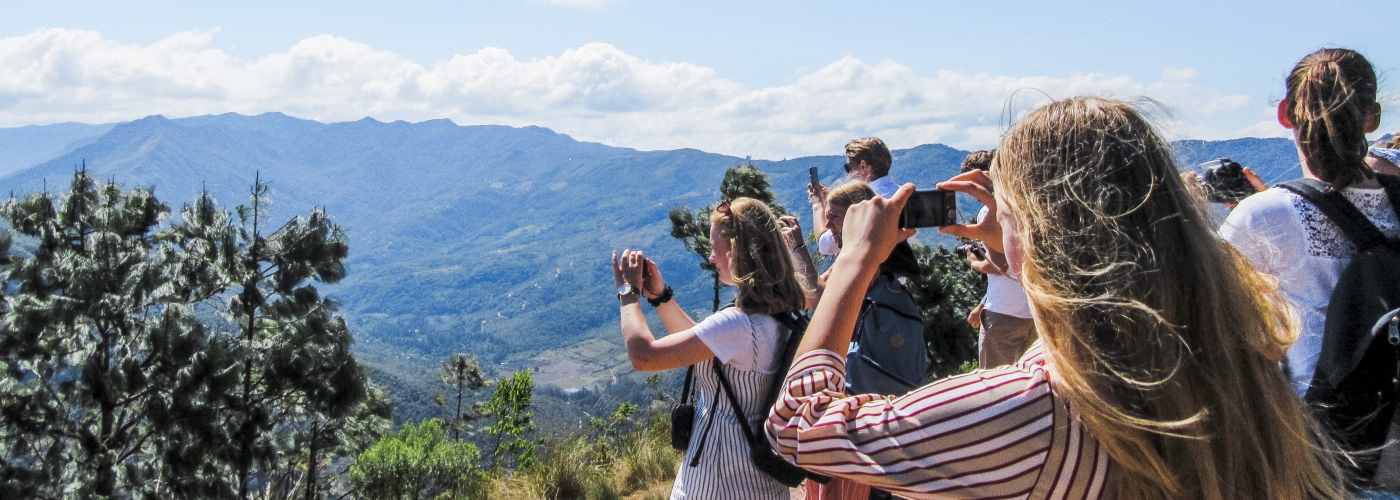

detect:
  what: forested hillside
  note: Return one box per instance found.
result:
[0,114,1300,423]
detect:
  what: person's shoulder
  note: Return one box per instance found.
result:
[703,306,748,324]
[1227,187,1299,225]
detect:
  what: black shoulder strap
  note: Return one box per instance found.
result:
[688,365,722,468]
[679,365,694,405]
[1278,179,1389,251]
[711,359,761,444]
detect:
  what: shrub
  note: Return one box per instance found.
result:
[350,419,486,500]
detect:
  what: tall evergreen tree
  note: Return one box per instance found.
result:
[196,175,375,498]
[0,171,207,497]
[0,170,385,499]
[434,353,489,441]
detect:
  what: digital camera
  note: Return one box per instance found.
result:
[1196,158,1255,204]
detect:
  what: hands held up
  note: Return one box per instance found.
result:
[935,169,1005,254]
[612,249,667,299]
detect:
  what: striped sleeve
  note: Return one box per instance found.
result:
[765,346,1105,499]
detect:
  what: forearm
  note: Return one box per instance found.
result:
[619,297,658,362]
[790,246,823,309]
[796,250,881,358]
[811,205,828,235]
[653,300,696,333]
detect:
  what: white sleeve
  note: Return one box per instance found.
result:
[1220,189,1305,276]
[691,308,756,366]
[691,309,761,372]
[817,229,839,255]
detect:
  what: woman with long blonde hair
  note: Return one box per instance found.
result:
[613,197,805,499]
[764,97,1347,499]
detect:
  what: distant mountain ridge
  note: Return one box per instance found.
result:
[0,114,1300,419]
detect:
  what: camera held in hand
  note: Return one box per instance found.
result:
[1195,158,1256,204]
[955,244,986,261]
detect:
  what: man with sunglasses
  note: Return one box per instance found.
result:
[810,137,897,256]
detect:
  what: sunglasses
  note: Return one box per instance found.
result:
[716,199,731,213]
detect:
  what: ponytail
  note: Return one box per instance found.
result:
[1284,48,1378,189]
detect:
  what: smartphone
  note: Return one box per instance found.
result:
[809,167,820,186]
[900,189,959,228]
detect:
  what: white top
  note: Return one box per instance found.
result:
[819,175,899,255]
[1221,185,1400,394]
[690,308,787,374]
[674,307,792,499]
[977,207,1033,318]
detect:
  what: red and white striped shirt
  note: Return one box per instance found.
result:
[765,343,1117,499]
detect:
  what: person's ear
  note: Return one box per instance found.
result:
[1277,100,1294,129]
[1365,102,1382,133]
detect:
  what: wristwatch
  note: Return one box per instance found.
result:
[646,285,674,307]
[617,283,635,298]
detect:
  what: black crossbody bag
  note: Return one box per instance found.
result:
[669,365,696,450]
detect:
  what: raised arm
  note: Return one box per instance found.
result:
[779,216,823,309]
[764,185,1069,497]
[615,250,713,371]
[638,256,697,333]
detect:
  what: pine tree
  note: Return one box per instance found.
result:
[194,174,376,498]
[0,170,385,499]
[434,353,489,441]
[668,163,787,311]
[0,170,205,497]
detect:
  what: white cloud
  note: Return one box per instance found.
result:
[0,28,1274,158]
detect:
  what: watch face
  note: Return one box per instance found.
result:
[617,283,633,296]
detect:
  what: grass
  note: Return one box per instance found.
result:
[483,412,681,500]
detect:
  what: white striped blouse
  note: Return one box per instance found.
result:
[765,343,1117,499]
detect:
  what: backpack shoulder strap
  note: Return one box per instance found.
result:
[711,359,762,445]
[1278,179,1388,251]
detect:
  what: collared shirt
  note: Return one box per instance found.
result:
[765,343,1116,499]
[819,175,900,255]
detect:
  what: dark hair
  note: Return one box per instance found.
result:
[845,138,893,178]
[960,149,996,173]
[1284,48,1378,189]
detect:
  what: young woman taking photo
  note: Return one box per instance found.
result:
[764,97,1348,499]
[612,198,805,499]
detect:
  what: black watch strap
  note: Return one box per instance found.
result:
[647,285,674,307]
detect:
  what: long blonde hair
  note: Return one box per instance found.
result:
[992,97,1347,499]
[711,198,805,315]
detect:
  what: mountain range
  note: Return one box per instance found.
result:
[0,112,1301,420]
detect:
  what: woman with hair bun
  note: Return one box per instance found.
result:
[1223,47,1386,393]
[1221,47,1398,492]
[612,197,805,499]
[765,96,1347,499]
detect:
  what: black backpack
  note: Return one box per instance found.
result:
[1279,175,1400,478]
[846,270,928,396]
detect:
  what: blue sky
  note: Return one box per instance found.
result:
[1,0,1396,158]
